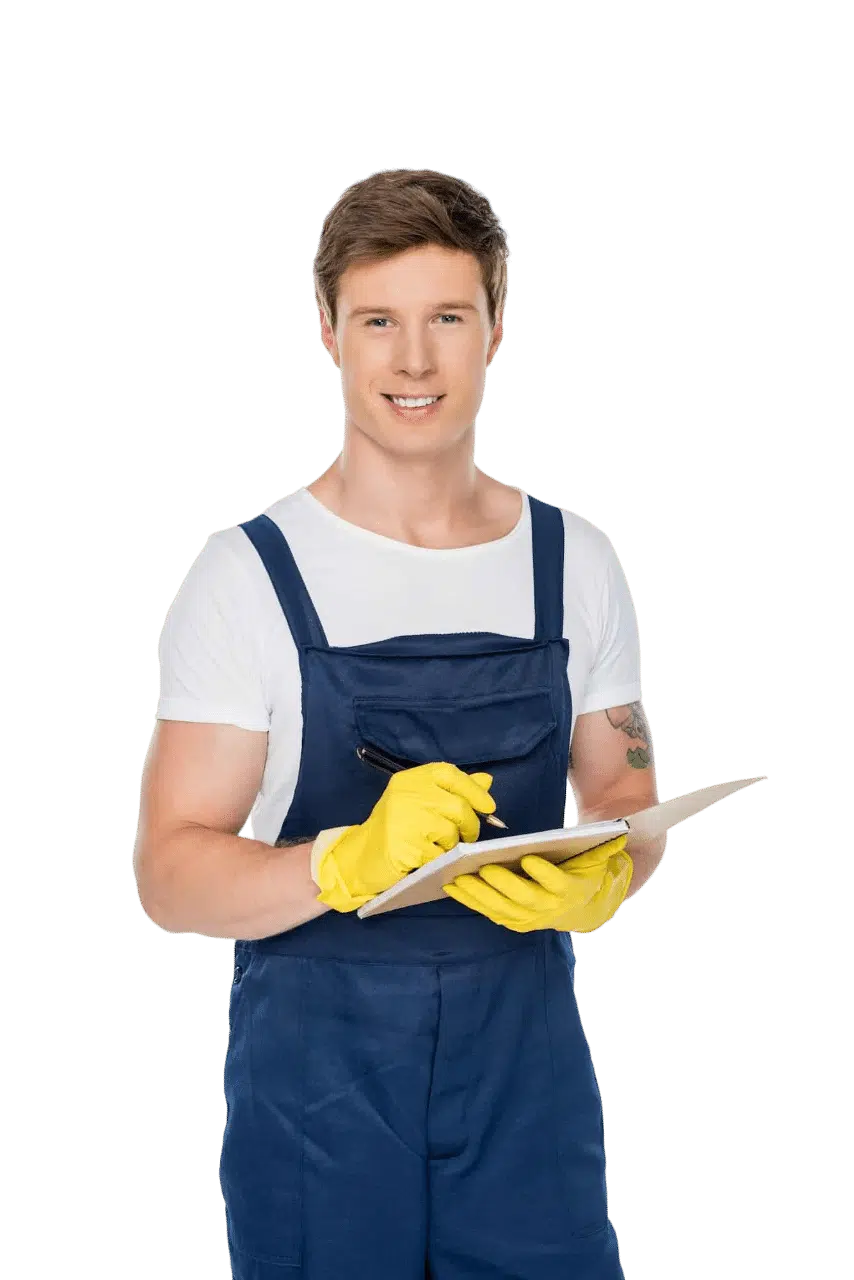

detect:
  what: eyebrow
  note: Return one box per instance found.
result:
[348,301,479,318]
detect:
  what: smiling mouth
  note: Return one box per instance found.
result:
[382,394,445,404]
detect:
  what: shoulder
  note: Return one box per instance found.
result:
[193,489,308,599]
[532,497,623,589]
[558,504,636,634]
[171,525,262,608]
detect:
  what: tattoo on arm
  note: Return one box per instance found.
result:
[605,701,653,769]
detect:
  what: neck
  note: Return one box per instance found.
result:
[306,424,517,550]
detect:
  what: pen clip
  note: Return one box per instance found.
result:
[356,742,414,773]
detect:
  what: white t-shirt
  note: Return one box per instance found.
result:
[156,488,642,843]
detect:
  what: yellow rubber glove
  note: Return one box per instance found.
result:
[311,763,496,913]
[442,834,632,933]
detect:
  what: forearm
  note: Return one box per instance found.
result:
[621,830,665,898]
[137,825,330,940]
[578,805,666,900]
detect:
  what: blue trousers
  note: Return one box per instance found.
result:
[221,928,623,1278]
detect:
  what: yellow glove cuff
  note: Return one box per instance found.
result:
[565,851,634,933]
[311,826,374,913]
[310,827,351,886]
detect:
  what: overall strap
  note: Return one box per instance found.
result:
[527,494,566,641]
[239,513,329,650]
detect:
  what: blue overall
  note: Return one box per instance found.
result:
[219,496,624,1279]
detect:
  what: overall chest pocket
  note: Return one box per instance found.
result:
[352,686,559,770]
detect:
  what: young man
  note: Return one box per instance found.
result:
[135,168,665,1280]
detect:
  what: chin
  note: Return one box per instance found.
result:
[353,406,473,451]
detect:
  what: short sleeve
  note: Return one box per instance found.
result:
[579,536,643,714]
[156,531,271,732]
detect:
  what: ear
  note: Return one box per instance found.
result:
[486,311,504,366]
[319,306,340,367]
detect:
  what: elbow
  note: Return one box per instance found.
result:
[133,843,185,934]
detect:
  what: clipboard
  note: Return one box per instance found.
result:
[356,774,766,918]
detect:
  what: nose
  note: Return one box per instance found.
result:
[392,326,437,381]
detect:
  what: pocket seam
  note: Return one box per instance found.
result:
[222,955,305,1267]
[541,940,610,1241]
[352,685,553,711]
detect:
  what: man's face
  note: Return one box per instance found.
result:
[321,243,503,458]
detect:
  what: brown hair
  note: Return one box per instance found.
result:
[313,169,509,333]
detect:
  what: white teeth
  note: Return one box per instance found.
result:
[390,396,440,408]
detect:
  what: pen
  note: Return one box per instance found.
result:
[356,743,508,829]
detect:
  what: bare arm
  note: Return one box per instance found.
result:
[133,720,330,939]
[569,701,665,899]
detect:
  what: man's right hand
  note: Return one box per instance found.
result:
[311,762,497,913]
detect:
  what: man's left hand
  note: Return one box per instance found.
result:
[442,834,632,933]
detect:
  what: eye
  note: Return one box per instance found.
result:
[366,312,463,327]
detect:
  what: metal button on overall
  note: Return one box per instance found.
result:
[218,494,625,1280]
